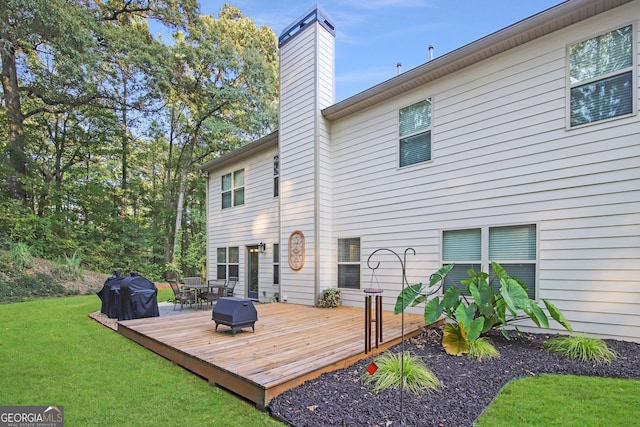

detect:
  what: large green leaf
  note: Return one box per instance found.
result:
[424,297,444,325]
[455,303,484,343]
[394,283,424,314]
[526,301,549,328]
[429,264,454,287]
[500,278,530,316]
[455,303,474,326]
[465,317,484,343]
[491,262,509,282]
[469,278,494,317]
[544,299,573,332]
[442,286,461,310]
[442,323,470,356]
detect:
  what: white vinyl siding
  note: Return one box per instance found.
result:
[329,3,640,340]
[568,24,635,127]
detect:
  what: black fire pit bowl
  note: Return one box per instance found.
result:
[212,297,258,336]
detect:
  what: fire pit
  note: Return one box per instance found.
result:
[212,297,258,335]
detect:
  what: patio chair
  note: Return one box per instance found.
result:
[221,277,238,297]
[169,279,194,311]
[203,279,226,306]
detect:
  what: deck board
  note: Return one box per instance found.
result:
[118,303,424,408]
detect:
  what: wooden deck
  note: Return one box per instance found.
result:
[118,303,425,409]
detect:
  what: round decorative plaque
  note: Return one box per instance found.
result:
[288,230,305,271]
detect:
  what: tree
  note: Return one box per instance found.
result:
[161,5,279,268]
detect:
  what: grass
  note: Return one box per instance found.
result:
[543,334,618,364]
[0,295,282,427]
[361,352,440,395]
[1,293,638,426]
[476,374,640,426]
[468,337,500,360]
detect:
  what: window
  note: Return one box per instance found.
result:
[399,99,432,167]
[338,238,360,289]
[273,243,280,285]
[569,25,634,127]
[217,247,239,280]
[221,169,245,209]
[273,156,279,198]
[442,224,537,299]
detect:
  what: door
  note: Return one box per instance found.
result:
[248,246,259,300]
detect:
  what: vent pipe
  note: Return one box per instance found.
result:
[428,45,434,61]
[396,62,402,75]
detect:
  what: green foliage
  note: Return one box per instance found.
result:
[8,242,33,271]
[395,262,573,356]
[0,273,66,303]
[543,335,617,364]
[468,337,500,360]
[318,287,341,308]
[361,352,441,395]
[51,251,84,281]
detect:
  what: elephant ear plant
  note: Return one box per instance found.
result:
[395,262,573,356]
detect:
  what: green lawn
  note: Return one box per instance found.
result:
[1,295,638,427]
[477,374,640,426]
[0,295,281,426]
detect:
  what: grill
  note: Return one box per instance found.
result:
[212,297,258,336]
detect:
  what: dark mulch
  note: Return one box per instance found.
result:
[268,329,640,426]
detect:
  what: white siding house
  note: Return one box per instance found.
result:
[200,0,640,342]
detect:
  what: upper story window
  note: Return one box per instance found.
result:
[221,169,244,209]
[442,224,537,299]
[569,25,635,127]
[399,99,432,167]
[273,156,279,198]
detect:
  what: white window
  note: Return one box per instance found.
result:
[568,25,635,127]
[217,247,239,279]
[337,238,360,289]
[442,224,537,299]
[221,169,244,209]
[399,99,432,167]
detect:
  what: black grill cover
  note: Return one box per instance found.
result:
[212,297,257,335]
[117,272,159,321]
[97,271,125,318]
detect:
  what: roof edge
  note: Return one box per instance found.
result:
[322,0,633,121]
[199,131,279,173]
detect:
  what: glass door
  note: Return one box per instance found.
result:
[248,246,259,300]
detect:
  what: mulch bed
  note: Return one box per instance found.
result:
[268,328,640,426]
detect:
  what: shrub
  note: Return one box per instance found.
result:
[468,337,500,360]
[51,251,84,281]
[0,273,66,303]
[395,262,573,356]
[8,242,33,272]
[361,352,440,395]
[543,335,617,365]
[318,287,341,308]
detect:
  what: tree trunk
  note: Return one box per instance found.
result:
[172,138,195,264]
[1,42,27,202]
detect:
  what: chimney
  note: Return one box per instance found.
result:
[396,62,402,75]
[428,45,434,61]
